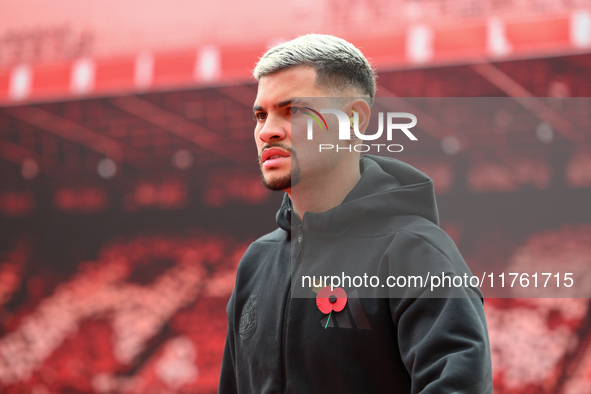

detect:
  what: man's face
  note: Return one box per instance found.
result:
[253,67,338,192]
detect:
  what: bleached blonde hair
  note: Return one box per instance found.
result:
[254,34,377,105]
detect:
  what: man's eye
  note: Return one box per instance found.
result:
[290,107,301,116]
[253,113,267,122]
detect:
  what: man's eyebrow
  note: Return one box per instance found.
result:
[252,99,308,112]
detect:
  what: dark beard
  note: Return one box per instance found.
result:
[258,144,300,191]
[261,165,300,191]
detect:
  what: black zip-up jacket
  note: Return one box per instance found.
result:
[220,155,493,393]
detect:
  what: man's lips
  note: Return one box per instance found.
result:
[261,147,290,168]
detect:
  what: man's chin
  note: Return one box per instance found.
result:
[261,175,291,191]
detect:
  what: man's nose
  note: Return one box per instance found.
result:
[257,117,287,143]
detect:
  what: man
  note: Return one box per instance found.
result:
[220,34,492,393]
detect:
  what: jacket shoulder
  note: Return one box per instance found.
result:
[393,216,460,260]
[253,227,287,243]
[236,227,287,277]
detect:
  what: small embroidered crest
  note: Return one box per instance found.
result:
[239,294,257,339]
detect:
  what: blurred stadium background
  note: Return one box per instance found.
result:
[1,0,591,392]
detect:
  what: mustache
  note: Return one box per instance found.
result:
[257,143,296,163]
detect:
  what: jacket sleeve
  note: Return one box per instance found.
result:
[218,293,238,394]
[389,231,493,394]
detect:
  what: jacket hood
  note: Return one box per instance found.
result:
[276,154,439,233]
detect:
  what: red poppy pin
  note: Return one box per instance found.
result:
[316,286,347,329]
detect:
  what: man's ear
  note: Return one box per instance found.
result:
[349,99,371,135]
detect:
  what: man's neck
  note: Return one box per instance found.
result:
[287,161,361,221]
